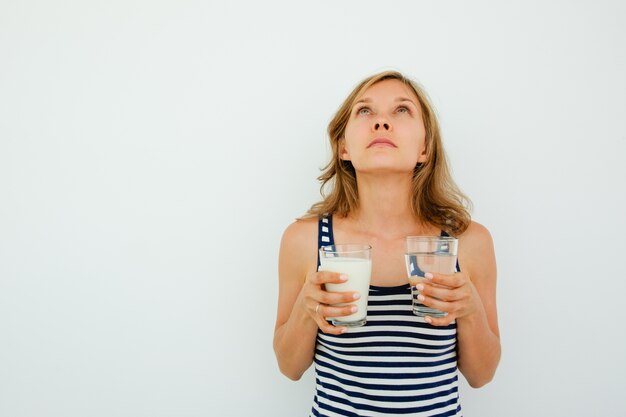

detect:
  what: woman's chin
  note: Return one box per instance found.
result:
[355,166,416,177]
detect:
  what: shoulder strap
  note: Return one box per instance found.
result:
[440,229,461,272]
[317,215,334,268]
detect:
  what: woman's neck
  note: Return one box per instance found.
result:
[349,173,424,239]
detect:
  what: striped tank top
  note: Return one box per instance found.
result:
[312,216,462,417]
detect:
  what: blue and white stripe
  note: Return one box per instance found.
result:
[313,216,461,416]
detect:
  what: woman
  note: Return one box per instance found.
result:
[274,71,500,416]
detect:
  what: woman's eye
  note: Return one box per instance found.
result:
[397,106,410,114]
[356,107,371,115]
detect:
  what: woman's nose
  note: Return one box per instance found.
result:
[374,121,390,131]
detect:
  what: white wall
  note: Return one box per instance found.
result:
[1,1,625,416]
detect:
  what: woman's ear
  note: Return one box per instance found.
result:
[417,147,427,163]
[339,138,351,161]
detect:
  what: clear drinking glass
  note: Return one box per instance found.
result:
[405,236,458,318]
[318,244,372,327]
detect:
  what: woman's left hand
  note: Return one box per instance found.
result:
[415,271,483,326]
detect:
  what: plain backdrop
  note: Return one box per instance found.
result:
[1,1,625,416]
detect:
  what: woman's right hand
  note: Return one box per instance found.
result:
[300,271,361,335]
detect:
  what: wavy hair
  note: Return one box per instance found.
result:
[305,71,471,236]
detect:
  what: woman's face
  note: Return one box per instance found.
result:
[342,79,427,175]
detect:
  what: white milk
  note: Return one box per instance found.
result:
[318,257,372,323]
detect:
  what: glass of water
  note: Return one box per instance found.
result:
[405,236,458,318]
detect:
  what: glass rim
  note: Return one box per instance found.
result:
[319,244,372,255]
[405,235,457,242]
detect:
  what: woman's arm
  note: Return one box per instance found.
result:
[455,222,500,387]
[273,220,357,380]
[415,221,501,387]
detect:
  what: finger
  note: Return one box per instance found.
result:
[417,283,462,302]
[320,304,358,319]
[311,271,348,285]
[318,289,361,306]
[424,314,456,327]
[311,301,356,319]
[314,305,350,335]
[426,272,466,288]
[319,321,347,335]
[417,292,454,313]
[314,313,345,334]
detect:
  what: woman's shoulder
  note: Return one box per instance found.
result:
[279,217,320,280]
[281,216,319,245]
[281,217,318,256]
[458,220,493,252]
[459,220,492,242]
[457,220,496,273]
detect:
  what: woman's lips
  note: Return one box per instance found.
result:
[367,138,397,148]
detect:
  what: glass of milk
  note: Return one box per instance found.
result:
[318,244,372,327]
[405,236,458,317]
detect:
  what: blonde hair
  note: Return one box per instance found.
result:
[305,70,471,236]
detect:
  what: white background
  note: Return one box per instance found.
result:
[1,1,625,416]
